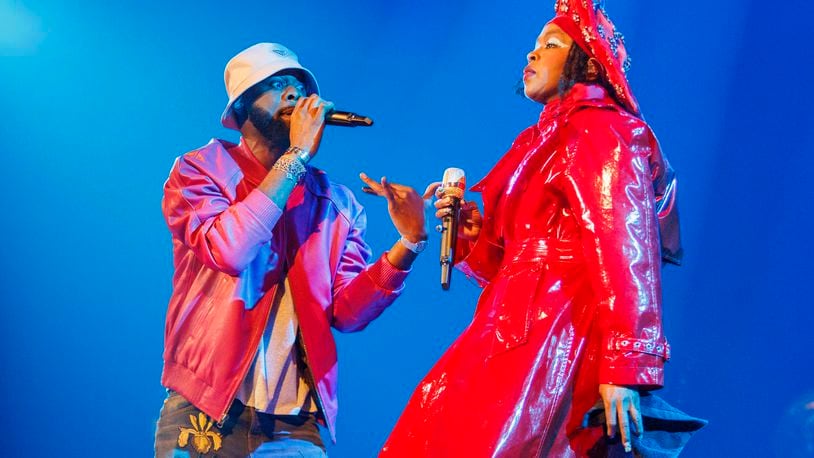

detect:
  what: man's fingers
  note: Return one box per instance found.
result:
[359,172,379,187]
[359,173,382,195]
[380,177,396,201]
[299,94,315,113]
[360,173,422,204]
[321,99,335,114]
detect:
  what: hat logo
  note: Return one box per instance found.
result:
[272,49,289,57]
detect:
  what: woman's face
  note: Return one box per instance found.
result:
[523,22,573,104]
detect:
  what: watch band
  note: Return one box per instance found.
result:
[399,236,427,254]
[286,146,311,165]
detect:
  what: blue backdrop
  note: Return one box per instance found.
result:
[2,0,813,456]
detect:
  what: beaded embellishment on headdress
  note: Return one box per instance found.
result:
[550,0,640,114]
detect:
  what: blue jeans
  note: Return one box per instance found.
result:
[155,391,326,457]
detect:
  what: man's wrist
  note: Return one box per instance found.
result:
[285,146,311,164]
[399,236,427,254]
[272,153,307,182]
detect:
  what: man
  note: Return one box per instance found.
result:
[154,42,429,457]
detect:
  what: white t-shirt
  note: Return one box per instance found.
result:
[236,277,317,415]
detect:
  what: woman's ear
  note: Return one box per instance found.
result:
[586,58,600,81]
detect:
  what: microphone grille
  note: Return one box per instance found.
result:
[442,167,466,199]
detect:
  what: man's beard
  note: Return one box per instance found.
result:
[249,106,290,150]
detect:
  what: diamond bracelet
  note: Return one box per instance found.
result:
[272,150,308,182]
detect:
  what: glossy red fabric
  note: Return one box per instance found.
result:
[380,84,679,457]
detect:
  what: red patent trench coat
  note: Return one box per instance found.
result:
[380,84,681,457]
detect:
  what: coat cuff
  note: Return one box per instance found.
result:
[454,237,504,287]
[366,252,410,291]
[241,189,283,232]
[598,363,664,389]
[598,332,669,388]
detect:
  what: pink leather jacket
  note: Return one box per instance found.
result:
[160,138,409,442]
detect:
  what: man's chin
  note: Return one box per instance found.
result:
[273,114,292,130]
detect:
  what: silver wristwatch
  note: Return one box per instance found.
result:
[400,236,428,254]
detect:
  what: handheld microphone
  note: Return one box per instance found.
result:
[439,168,466,290]
[326,110,374,127]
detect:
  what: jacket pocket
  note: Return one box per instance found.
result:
[486,261,546,356]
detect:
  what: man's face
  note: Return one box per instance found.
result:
[523,23,573,103]
[248,74,307,144]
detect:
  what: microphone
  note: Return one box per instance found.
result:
[439,168,465,290]
[326,110,374,127]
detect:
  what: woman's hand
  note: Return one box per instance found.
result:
[427,182,483,242]
[359,173,433,243]
[599,384,643,453]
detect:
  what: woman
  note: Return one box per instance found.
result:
[378,1,690,456]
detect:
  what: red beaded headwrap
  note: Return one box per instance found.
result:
[549,0,639,115]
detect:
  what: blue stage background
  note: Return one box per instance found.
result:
[2,0,813,456]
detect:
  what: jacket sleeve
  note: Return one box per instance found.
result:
[453,125,537,287]
[330,206,410,332]
[453,235,504,287]
[560,109,669,389]
[162,156,282,276]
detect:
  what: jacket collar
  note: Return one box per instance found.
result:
[538,83,618,127]
[468,84,620,219]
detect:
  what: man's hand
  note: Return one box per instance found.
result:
[599,384,643,453]
[359,173,433,243]
[289,94,334,156]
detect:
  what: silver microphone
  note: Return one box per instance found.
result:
[326,110,373,127]
[439,168,466,290]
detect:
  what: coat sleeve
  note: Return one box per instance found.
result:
[330,203,410,332]
[453,236,504,287]
[560,109,669,389]
[162,156,282,276]
[453,126,539,287]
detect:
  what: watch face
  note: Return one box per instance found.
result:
[402,238,427,253]
[414,240,427,253]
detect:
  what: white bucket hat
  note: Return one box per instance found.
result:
[220,43,320,130]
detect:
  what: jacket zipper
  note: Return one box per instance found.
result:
[216,283,279,428]
[297,328,330,435]
[216,210,289,428]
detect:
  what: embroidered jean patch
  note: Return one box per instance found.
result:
[178,412,223,454]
